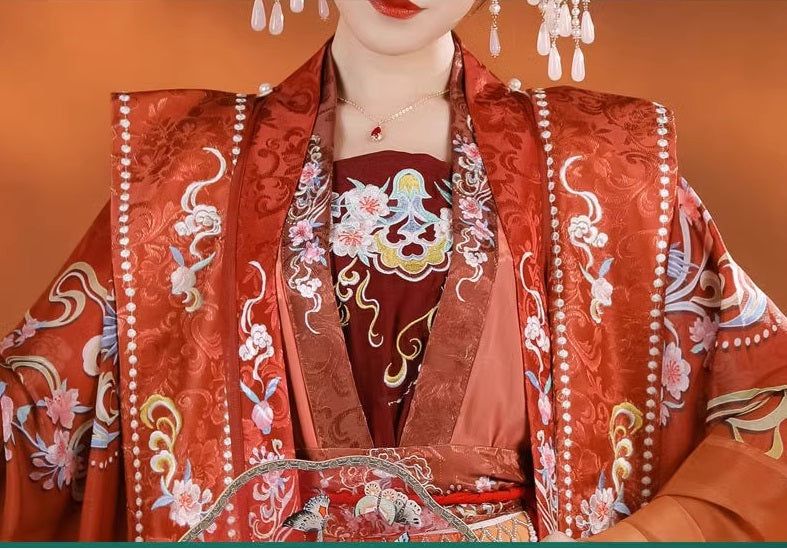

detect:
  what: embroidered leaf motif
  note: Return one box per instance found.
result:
[524,371,542,392]
[152,495,174,510]
[169,246,185,267]
[613,500,631,516]
[240,380,261,404]
[16,404,31,425]
[264,377,281,401]
[599,257,614,278]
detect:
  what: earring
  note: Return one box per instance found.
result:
[489,0,501,57]
[251,0,331,34]
[528,0,594,82]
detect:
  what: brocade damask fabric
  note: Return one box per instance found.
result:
[1,34,786,542]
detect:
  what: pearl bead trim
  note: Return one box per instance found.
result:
[216,93,249,538]
[717,317,782,351]
[533,88,573,538]
[116,93,145,542]
[640,102,673,504]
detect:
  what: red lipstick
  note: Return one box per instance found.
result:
[368,0,424,20]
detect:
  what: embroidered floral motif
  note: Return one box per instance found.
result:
[285,136,331,333]
[575,403,642,537]
[518,251,559,532]
[143,395,214,530]
[1,390,13,460]
[662,178,770,426]
[0,262,116,490]
[331,165,452,389]
[474,476,496,493]
[452,133,495,302]
[238,262,275,380]
[169,147,228,313]
[559,155,614,323]
[331,169,452,282]
[42,383,82,429]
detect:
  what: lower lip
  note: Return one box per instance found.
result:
[368,0,424,20]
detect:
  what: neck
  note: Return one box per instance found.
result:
[330,23,455,110]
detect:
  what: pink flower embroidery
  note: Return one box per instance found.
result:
[662,342,691,401]
[583,487,616,534]
[252,401,275,435]
[689,315,718,352]
[471,219,494,242]
[301,241,325,265]
[677,186,701,224]
[45,429,76,486]
[539,442,556,477]
[474,476,495,493]
[169,478,211,527]
[17,318,38,345]
[459,197,483,220]
[289,220,314,247]
[2,395,14,459]
[300,161,321,185]
[461,142,483,165]
[659,401,671,426]
[357,194,387,218]
[537,392,552,425]
[170,266,197,296]
[591,277,613,307]
[44,386,80,429]
[0,334,14,355]
[332,222,374,258]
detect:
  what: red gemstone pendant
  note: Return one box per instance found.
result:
[370,125,383,142]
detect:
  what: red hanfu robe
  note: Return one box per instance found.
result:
[1,35,786,542]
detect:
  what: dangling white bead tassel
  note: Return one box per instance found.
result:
[548,44,562,81]
[558,2,572,37]
[269,0,284,35]
[488,1,502,57]
[537,21,551,56]
[489,26,501,57]
[318,0,330,20]
[571,45,585,82]
[581,10,595,44]
[290,0,304,13]
[251,0,267,31]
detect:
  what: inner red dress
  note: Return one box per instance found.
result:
[330,150,453,447]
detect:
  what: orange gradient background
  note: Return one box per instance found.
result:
[1,0,786,333]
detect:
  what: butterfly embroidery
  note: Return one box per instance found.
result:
[283,495,331,541]
[354,481,422,527]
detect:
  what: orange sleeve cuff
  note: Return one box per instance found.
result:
[589,433,787,542]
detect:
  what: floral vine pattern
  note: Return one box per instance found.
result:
[169,147,227,313]
[285,136,331,333]
[452,133,495,302]
[143,395,214,530]
[237,261,279,437]
[248,440,295,541]
[0,262,118,493]
[662,179,769,425]
[575,402,642,537]
[560,155,614,323]
[517,252,558,533]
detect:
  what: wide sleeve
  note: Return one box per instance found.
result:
[592,178,787,542]
[0,201,125,541]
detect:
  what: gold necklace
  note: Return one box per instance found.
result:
[338,89,449,142]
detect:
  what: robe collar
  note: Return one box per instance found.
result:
[276,36,500,448]
[228,34,548,465]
